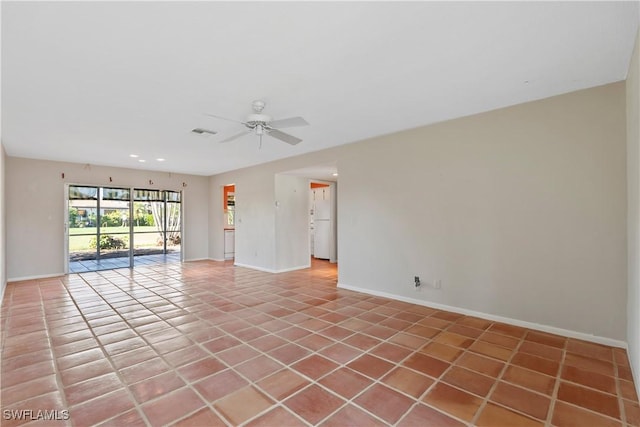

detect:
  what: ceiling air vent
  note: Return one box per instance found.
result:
[191,128,217,135]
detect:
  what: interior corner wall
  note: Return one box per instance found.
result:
[626,28,640,398]
[337,82,627,341]
[5,158,209,280]
[275,174,310,272]
[0,143,6,303]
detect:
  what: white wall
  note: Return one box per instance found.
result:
[627,28,640,398]
[210,82,627,342]
[0,144,6,302]
[209,156,343,270]
[208,182,226,261]
[6,157,209,280]
[275,174,311,272]
[226,169,277,271]
[0,0,4,304]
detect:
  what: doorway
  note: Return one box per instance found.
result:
[67,185,182,272]
[278,163,338,266]
[310,180,337,263]
[223,184,235,260]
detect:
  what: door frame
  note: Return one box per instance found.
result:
[65,184,184,273]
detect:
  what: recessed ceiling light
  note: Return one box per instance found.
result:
[156,158,165,162]
[332,173,338,176]
[129,154,139,158]
[138,159,146,163]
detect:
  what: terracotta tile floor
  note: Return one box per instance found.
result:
[1,259,639,426]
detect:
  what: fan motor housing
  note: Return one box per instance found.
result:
[247,113,271,124]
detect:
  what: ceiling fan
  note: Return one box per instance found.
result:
[206,100,309,147]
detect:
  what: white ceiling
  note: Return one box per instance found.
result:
[2,1,638,176]
[281,164,338,183]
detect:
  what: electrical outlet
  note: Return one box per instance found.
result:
[434,279,442,289]
[414,276,421,288]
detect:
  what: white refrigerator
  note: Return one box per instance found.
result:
[313,199,331,259]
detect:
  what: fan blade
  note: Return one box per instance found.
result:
[219,130,251,143]
[267,129,302,145]
[268,116,309,129]
[205,113,245,124]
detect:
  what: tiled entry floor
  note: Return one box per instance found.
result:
[1,260,638,427]
[68,253,181,273]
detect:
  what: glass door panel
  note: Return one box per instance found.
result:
[166,191,181,254]
[98,187,131,268]
[68,186,98,270]
[133,189,165,257]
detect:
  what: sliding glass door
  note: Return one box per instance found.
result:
[68,185,182,272]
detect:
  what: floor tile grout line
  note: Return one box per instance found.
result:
[89,272,250,427]
[60,273,156,427]
[469,330,528,426]
[553,349,631,424]
[0,283,69,412]
[615,350,629,425]
[3,260,638,427]
[158,274,343,426]
[199,300,435,426]
[113,266,342,426]
[281,330,416,426]
[402,313,498,426]
[79,271,235,427]
[7,284,484,424]
[543,336,566,427]
[416,317,533,422]
[220,331,385,425]
[39,281,73,422]
[379,337,471,426]
[349,310,484,426]
[234,403,312,427]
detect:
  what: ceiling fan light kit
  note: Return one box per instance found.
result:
[204,100,309,148]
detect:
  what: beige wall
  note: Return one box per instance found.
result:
[627,28,640,398]
[5,158,209,280]
[3,81,629,345]
[211,82,628,342]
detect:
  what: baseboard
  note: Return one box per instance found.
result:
[273,264,311,274]
[337,282,627,349]
[8,273,66,283]
[233,262,276,273]
[182,258,209,262]
[232,262,310,274]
